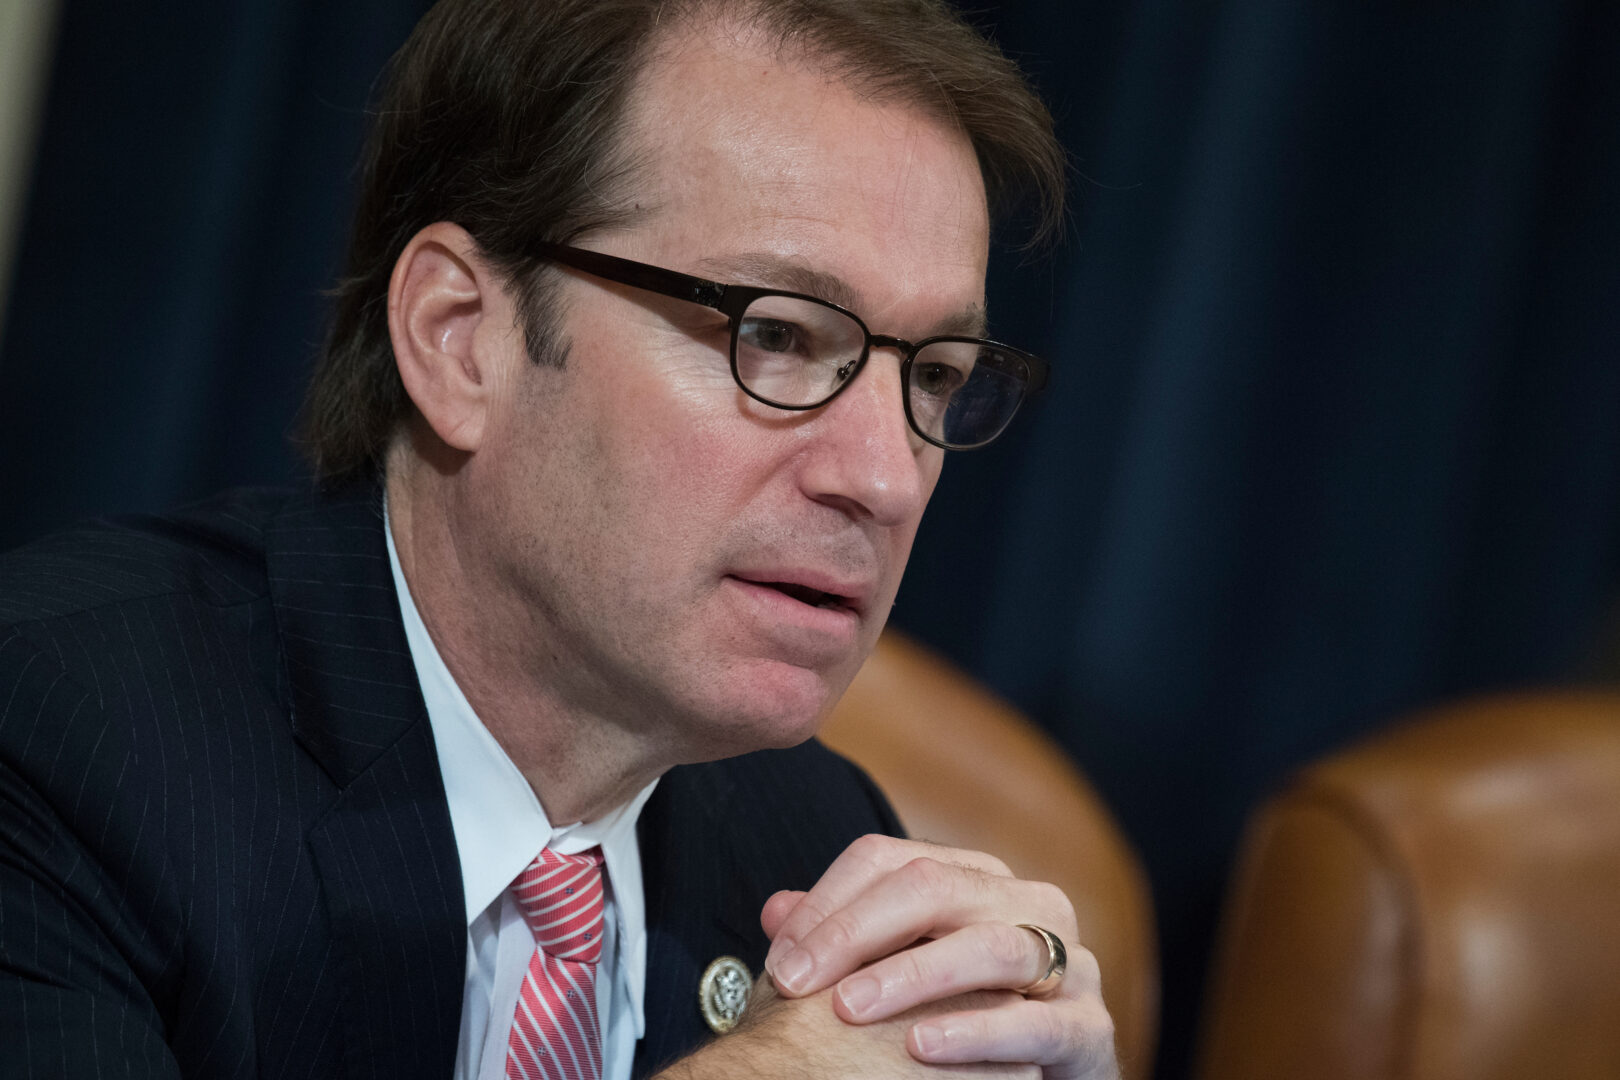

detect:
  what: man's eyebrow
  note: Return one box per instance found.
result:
[933,304,989,339]
[695,253,862,312]
[695,252,988,338]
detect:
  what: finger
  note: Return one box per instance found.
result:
[767,835,1010,968]
[833,923,1082,1024]
[907,996,1118,1080]
[773,858,1074,999]
[765,834,1011,976]
[760,889,804,940]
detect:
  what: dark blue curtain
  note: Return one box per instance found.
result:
[0,0,432,524]
[899,2,1620,1074]
[4,3,1618,1078]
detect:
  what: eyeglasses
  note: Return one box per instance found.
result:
[532,241,1048,450]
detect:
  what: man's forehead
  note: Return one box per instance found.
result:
[621,19,986,207]
[608,21,992,337]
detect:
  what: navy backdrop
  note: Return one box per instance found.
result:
[3,2,1618,1077]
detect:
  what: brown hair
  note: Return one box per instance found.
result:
[301,0,1066,484]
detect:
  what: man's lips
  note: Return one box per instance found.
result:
[725,571,871,616]
[768,581,850,610]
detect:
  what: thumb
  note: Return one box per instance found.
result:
[760,889,807,940]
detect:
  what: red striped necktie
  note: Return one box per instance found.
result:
[505,847,607,1080]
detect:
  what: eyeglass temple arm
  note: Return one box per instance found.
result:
[532,241,727,310]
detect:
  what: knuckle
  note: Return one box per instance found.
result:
[1023,1003,1088,1049]
[1069,944,1103,991]
[891,942,934,988]
[815,911,863,957]
[1089,1001,1117,1046]
[983,922,1033,974]
[778,895,832,937]
[1034,1001,1080,1053]
[848,832,896,867]
[1074,999,1118,1065]
[1031,879,1073,920]
[898,855,952,897]
[1050,996,1115,1062]
[915,837,1008,877]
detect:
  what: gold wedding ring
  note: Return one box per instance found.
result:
[1014,923,1067,997]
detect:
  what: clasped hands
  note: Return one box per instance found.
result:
[740,834,1119,1079]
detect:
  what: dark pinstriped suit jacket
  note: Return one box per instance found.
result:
[0,483,902,1079]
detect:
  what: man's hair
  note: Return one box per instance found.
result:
[301,0,1066,485]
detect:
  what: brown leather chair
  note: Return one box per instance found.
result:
[820,630,1159,1080]
[1196,691,1620,1080]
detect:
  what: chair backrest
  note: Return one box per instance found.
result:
[819,630,1159,1080]
[1196,691,1620,1080]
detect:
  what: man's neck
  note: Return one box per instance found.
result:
[385,455,670,825]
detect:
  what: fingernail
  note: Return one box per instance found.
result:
[912,1023,943,1056]
[837,975,880,1017]
[765,936,794,970]
[772,949,813,994]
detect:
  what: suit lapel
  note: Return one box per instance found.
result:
[267,482,465,1080]
[632,761,781,1079]
[628,746,907,1078]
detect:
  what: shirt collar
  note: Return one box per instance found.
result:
[384,499,658,1031]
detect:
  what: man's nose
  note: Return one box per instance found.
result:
[798,349,934,527]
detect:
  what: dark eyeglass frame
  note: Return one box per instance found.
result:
[532,240,1049,450]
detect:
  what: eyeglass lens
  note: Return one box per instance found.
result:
[733,295,1030,449]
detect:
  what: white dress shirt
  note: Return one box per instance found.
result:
[386,511,658,1080]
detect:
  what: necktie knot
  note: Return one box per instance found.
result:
[511,846,606,964]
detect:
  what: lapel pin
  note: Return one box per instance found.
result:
[698,956,753,1034]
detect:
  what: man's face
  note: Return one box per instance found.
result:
[461,31,990,763]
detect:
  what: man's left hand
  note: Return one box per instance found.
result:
[761,834,1120,1080]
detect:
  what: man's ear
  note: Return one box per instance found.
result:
[387,222,510,454]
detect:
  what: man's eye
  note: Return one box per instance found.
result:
[913,361,966,397]
[739,318,807,355]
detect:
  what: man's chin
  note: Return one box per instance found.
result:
[676,657,850,762]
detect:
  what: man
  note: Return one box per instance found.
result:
[0,1,1116,1077]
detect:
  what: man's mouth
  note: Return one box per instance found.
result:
[762,581,850,610]
[731,574,859,613]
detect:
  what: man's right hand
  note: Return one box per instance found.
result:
[652,975,1040,1080]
